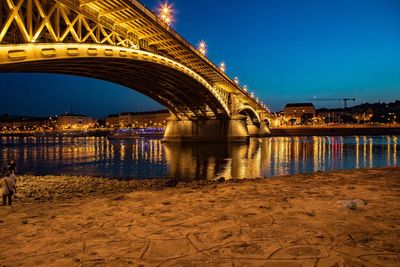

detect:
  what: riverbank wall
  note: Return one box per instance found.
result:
[271,124,400,136]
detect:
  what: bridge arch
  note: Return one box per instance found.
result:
[239,106,261,126]
[238,106,271,137]
[0,43,230,119]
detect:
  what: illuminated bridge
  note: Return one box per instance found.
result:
[0,0,271,142]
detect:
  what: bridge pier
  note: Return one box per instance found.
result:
[164,116,249,143]
[247,122,260,137]
[257,120,272,137]
[246,120,271,137]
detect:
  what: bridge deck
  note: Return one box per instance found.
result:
[70,0,265,110]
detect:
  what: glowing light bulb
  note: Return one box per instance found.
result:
[198,40,207,55]
[219,62,226,72]
[158,2,174,26]
[243,85,248,92]
[234,77,239,85]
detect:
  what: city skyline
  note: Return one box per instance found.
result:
[0,0,399,117]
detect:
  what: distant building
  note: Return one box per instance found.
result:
[283,103,316,124]
[0,115,51,131]
[57,114,97,130]
[352,108,374,123]
[106,110,170,129]
[317,109,343,124]
[318,107,374,124]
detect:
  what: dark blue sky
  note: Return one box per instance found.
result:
[0,0,399,117]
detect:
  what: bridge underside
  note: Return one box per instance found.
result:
[0,57,226,120]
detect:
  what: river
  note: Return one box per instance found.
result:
[0,135,398,180]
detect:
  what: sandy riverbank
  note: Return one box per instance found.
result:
[1,168,400,266]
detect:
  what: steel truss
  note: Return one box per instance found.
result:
[0,0,138,48]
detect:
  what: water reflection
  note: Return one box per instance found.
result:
[165,136,399,179]
[0,136,399,180]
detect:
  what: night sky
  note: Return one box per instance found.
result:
[0,0,399,118]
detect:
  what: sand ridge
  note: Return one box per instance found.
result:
[0,167,400,266]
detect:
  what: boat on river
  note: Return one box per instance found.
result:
[108,128,164,139]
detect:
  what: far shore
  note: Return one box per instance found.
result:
[1,124,400,138]
[1,167,399,266]
[270,124,400,136]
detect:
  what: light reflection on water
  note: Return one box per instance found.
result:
[0,135,398,180]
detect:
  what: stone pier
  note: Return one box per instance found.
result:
[164,116,250,143]
[246,120,271,137]
[164,116,271,143]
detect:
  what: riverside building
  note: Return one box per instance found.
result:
[106,110,170,129]
[56,114,97,131]
[283,103,317,125]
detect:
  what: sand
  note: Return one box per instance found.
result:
[0,167,399,266]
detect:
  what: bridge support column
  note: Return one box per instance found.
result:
[163,115,249,143]
[258,120,271,136]
[247,120,271,137]
[247,122,260,137]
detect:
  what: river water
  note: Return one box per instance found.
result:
[0,135,399,180]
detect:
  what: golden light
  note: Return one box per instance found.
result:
[158,2,174,26]
[219,62,226,72]
[198,40,207,55]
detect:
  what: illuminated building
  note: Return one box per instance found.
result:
[284,103,316,125]
[0,115,51,131]
[57,114,97,131]
[106,110,170,129]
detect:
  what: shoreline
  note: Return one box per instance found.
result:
[12,167,398,203]
[270,125,400,136]
[1,167,400,266]
[1,127,400,138]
